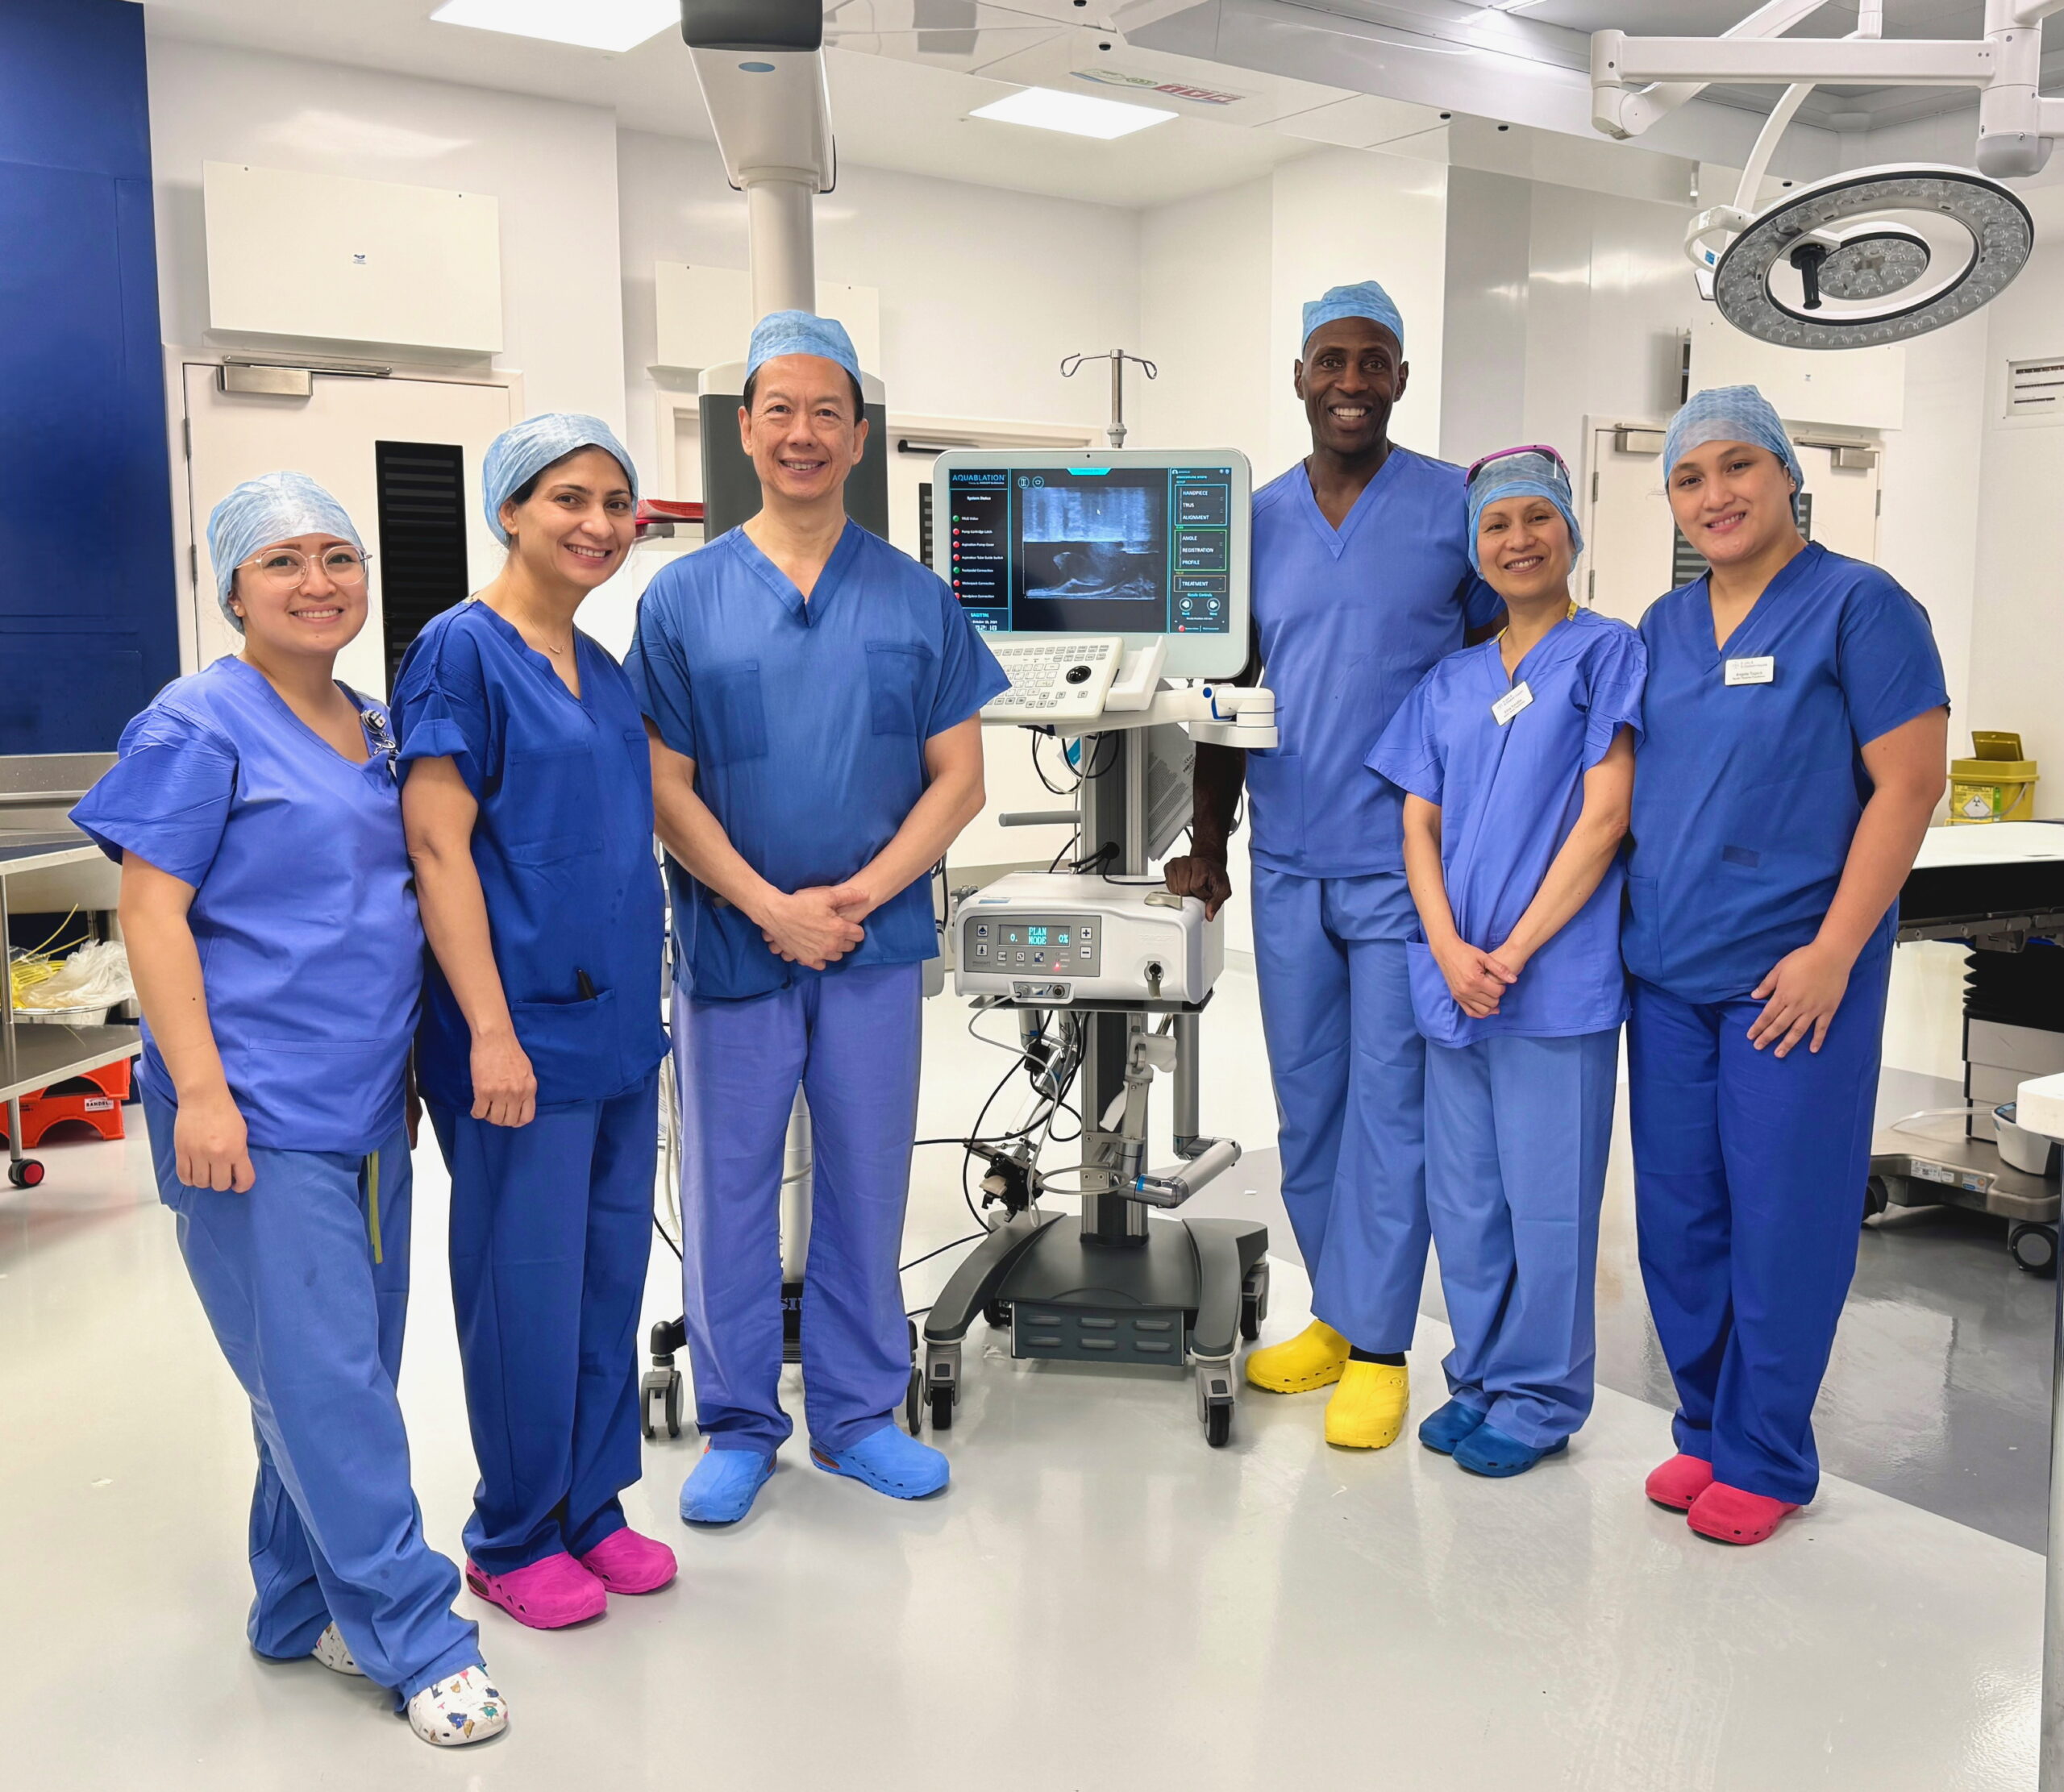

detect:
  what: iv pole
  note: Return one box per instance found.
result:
[1061,350,1158,449]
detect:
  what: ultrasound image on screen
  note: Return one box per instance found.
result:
[1016,480,1167,630]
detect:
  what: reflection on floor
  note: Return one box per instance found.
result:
[0,944,2050,1786]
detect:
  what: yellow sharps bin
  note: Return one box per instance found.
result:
[1949,731,2038,825]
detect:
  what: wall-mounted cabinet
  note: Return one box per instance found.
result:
[653,263,880,374]
[204,161,503,353]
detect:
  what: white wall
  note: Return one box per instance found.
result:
[1134,177,1274,472]
[1968,184,2064,806]
[1268,149,1449,474]
[146,34,627,430]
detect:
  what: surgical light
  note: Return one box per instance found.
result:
[1712,165,2032,349]
[430,0,679,54]
[1589,0,2058,346]
[969,86,1177,140]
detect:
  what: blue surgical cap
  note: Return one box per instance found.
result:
[1664,385,1804,493]
[1466,450,1583,576]
[747,310,863,385]
[1301,281,1404,355]
[483,413,639,546]
[206,471,363,634]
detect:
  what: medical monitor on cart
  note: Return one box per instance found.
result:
[930,448,1252,682]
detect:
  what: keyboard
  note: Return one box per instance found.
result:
[982,636,1125,725]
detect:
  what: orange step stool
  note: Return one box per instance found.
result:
[1,1060,133,1148]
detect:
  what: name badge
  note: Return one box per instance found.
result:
[1492,681,1534,726]
[1725,656,1775,686]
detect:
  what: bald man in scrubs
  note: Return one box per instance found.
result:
[1166,281,1500,1449]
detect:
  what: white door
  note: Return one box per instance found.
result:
[1791,442,1880,560]
[181,364,515,696]
[1582,423,1677,626]
[1581,422,1881,627]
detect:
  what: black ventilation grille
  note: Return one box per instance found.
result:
[374,440,469,688]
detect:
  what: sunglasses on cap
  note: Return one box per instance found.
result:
[1464,444,1571,488]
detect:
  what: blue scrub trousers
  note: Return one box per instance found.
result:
[431,1071,658,1575]
[675,960,922,1456]
[143,1096,481,1707]
[1424,1029,1618,1449]
[1628,945,1892,1504]
[1251,864,1426,1354]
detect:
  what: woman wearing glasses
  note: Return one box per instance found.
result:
[1368,446,1645,1478]
[1626,388,1945,1545]
[70,474,505,1746]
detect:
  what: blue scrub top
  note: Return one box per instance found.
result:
[69,656,418,1154]
[1626,543,1948,1004]
[1371,609,1647,1046]
[1248,451,1501,879]
[626,521,1007,1004]
[392,601,668,1109]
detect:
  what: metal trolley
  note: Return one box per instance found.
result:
[1866,823,2064,1270]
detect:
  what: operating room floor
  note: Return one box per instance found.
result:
[0,953,2046,1788]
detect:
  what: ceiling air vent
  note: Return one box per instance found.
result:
[2005,356,2064,422]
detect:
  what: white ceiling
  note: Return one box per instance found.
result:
[142,0,1325,208]
[142,0,2064,210]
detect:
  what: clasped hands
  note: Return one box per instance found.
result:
[1434,933,1528,1020]
[759,879,876,969]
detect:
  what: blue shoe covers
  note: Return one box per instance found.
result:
[1417,1399,1488,1457]
[809,1424,950,1499]
[1452,1421,1569,1478]
[680,1447,774,1524]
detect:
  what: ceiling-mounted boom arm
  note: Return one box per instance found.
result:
[680,0,835,316]
[1592,0,2064,177]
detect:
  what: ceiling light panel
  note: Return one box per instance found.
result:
[430,0,680,55]
[969,85,1178,139]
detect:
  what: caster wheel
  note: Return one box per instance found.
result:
[640,1367,683,1441]
[905,1365,924,1435]
[1239,1261,1270,1341]
[2009,1222,2057,1277]
[1204,1403,1232,1449]
[1862,1176,1889,1225]
[929,1387,955,1432]
[7,1160,43,1190]
[982,1298,1013,1330]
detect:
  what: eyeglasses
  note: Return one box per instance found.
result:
[1464,444,1571,488]
[238,545,372,589]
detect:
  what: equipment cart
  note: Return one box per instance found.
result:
[1868,821,2064,1270]
[2,755,140,1191]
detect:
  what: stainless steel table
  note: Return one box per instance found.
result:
[2,834,139,1189]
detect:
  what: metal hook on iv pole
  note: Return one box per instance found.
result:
[1061,349,1157,449]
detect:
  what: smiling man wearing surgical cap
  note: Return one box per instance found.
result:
[626,311,1005,1525]
[1623,380,1949,1546]
[390,415,680,1629]
[1164,279,1503,1454]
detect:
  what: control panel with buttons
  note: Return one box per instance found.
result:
[955,872,1221,1007]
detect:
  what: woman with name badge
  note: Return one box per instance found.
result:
[1369,447,1644,1479]
[1625,385,1947,1546]
[71,473,503,1746]
[394,414,674,1628]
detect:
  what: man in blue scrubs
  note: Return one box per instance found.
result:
[1165,281,1500,1449]
[630,312,1006,1524]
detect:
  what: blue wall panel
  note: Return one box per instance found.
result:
[0,0,177,753]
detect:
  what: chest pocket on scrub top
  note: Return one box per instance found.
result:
[865,639,932,738]
[695,661,769,767]
[501,744,603,866]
